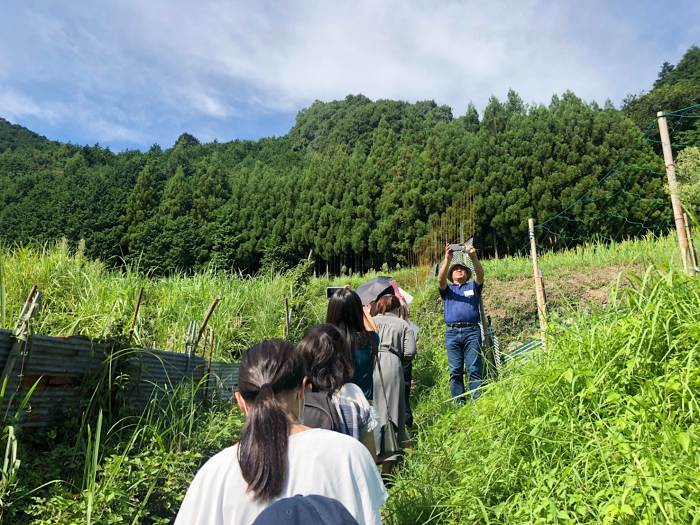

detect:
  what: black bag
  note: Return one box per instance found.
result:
[304,390,342,432]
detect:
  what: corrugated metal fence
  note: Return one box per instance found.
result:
[0,329,239,432]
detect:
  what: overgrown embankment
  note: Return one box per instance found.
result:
[386,237,700,524]
[1,234,697,523]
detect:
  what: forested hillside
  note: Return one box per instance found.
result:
[0,117,51,152]
[1,48,698,275]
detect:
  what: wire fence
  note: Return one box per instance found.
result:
[522,103,700,254]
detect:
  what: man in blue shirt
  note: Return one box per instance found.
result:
[438,242,485,402]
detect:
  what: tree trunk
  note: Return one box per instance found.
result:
[493,228,499,259]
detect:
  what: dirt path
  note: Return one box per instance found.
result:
[484,265,636,342]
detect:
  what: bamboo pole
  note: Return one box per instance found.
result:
[657,111,690,274]
[1,287,40,388]
[528,219,547,343]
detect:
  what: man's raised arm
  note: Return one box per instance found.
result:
[438,243,453,290]
[467,246,484,285]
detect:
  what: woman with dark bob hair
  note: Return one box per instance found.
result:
[297,324,377,458]
[175,339,387,525]
[326,288,380,402]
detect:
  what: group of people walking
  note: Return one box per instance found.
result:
[176,285,417,525]
[175,243,485,524]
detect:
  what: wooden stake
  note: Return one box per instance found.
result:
[128,286,144,342]
[528,219,547,343]
[201,326,209,357]
[193,296,220,354]
[684,213,698,274]
[657,111,690,273]
[284,297,291,338]
[1,288,41,388]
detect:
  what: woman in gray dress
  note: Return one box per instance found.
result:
[373,294,417,474]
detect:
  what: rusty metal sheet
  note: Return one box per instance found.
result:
[0,329,12,371]
[208,362,239,401]
[1,334,110,432]
[0,332,240,431]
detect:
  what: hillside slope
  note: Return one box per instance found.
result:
[386,238,700,524]
[0,117,50,152]
[2,233,698,523]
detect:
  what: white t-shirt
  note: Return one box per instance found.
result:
[175,428,388,525]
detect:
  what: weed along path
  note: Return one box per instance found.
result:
[383,238,700,524]
[1,234,698,523]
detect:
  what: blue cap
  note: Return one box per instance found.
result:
[252,495,359,525]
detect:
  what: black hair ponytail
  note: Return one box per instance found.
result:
[237,339,305,502]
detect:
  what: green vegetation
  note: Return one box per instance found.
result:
[0,118,50,153]
[676,146,700,210]
[387,266,700,524]
[1,239,314,360]
[10,383,245,524]
[0,240,412,361]
[622,46,700,148]
[0,43,699,524]
[2,233,699,523]
[3,46,698,275]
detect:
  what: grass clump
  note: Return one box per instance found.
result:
[8,382,244,525]
[1,240,320,361]
[386,265,700,524]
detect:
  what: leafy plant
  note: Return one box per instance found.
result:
[0,376,40,519]
[385,264,700,524]
[0,251,5,330]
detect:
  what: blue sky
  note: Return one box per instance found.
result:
[0,0,698,152]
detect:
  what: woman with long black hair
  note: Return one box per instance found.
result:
[326,288,380,402]
[175,339,387,525]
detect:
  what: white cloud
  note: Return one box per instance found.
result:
[0,0,697,146]
[0,87,61,123]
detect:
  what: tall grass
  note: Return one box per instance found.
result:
[385,264,700,524]
[4,233,699,523]
[12,378,244,525]
[1,240,319,361]
[476,232,690,282]
[0,250,6,330]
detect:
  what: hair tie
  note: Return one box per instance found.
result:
[260,383,273,390]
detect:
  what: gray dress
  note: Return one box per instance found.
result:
[372,313,417,457]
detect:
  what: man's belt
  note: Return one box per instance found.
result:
[446,322,479,328]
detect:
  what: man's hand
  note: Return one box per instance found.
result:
[445,243,453,259]
[465,245,476,259]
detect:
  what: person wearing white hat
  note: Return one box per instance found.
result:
[437,242,485,402]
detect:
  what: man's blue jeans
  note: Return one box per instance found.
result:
[445,325,483,402]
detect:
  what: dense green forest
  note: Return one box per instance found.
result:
[1,47,698,275]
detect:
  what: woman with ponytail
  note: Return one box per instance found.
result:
[175,339,387,525]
